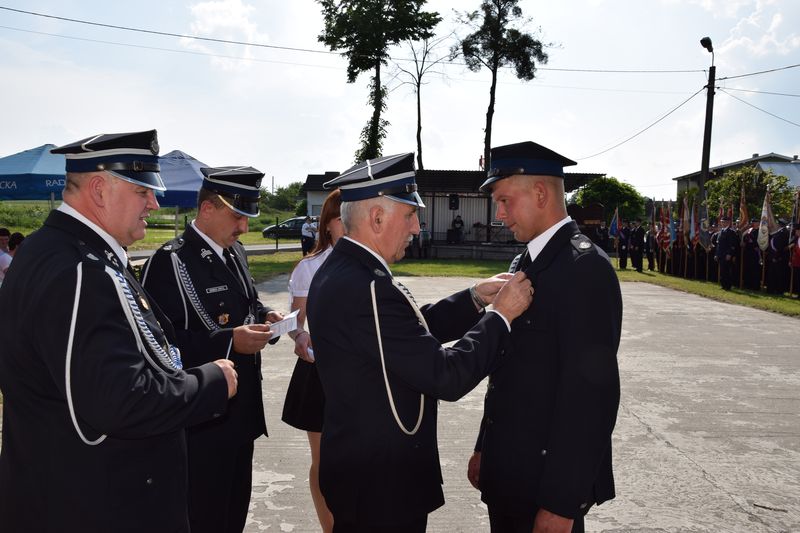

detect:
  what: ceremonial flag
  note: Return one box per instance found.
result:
[668,200,676,247]
[690,198,698,245]
[738,183,749,232]
[609,206,619,238]
[651,197,657,232]
[757,188,777,251]
[790,188,800,228]
[682,195,690,244]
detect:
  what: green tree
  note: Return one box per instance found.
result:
[705,167,794,221]
[260,182,305,212]
[317,0,440,162]
[572,176,645,223]
[453,0,549,169]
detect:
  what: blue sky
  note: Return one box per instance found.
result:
[1,0,798,200]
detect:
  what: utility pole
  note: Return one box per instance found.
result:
[697,37,716,250]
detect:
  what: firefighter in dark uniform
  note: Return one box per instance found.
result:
[741,218,761,290]
[629,218,645,272]
[142,167,282,533]
[0,131,236,533]
[766,221,791,294]
[468,141,622,533]
[715,216,740,290]
[306,153,533,533]
[617,220,629,269]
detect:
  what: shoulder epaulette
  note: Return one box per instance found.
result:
[570,233,595,255]
[161,236,186,253]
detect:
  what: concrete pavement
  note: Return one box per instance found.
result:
[249,277,800,533]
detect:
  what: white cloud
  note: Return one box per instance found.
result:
[181,0,271,71]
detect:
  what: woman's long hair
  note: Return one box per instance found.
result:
[307,189,342,258]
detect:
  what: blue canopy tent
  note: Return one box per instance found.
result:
[0,144,65,202]
[158,150,207,208]
[156,149,207,235]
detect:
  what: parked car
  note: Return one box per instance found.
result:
[261,216,308,239]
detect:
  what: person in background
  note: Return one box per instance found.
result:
[301,216,317,256]
[452,214,465,243]
[0,231,13,288]
[142,166,282,533]
[741,218,761,290]
[282,189,343,533]
[790,223,800,297]
[617,220,629,270]
[0,130,236,533]
[418,221,432,258]
[470,141,621,533]
[715,216,740,291]
[0,227,9,253]
[594,221,609,252]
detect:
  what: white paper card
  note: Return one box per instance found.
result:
[269,309,299,338]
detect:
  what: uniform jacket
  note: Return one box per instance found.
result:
[476,222,622,520]
[142,224,274,444]
[0,210,228,533]
[630,225,645,250]
[715,227,740,261]
[307,237,511,526]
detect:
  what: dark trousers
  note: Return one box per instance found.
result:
[488,505,584,533]
[332,515,427,533]
[618,249,628,269]
[718,257,736,290]
[301,236,314,255]
[646,251,654,271]
[188,439,254,533]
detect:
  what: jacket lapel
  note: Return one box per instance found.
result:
[183,225,248,300]
[524,221,580,287]
[336,238,392,278]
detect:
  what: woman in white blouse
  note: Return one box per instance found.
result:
[282,189,343,533]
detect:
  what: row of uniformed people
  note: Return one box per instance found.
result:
[650,217,799,295]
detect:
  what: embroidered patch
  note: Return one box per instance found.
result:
[206,285,228,294]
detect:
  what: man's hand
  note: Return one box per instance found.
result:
[213,359,238,399]
[533,508,574,533]
[467,451,481,490]
[265,310,284,323]
[232,323,271,354]
[492,271,533,322]
[293,330,314,363]
[474,273,514,305]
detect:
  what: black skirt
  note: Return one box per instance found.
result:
[281,358,325,432]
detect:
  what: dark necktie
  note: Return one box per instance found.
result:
[223,248,247,295]
[515,250,532,273]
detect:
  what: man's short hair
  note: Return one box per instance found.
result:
[0,228,9,238]
[340,197,396,234]
[197,188,224,210]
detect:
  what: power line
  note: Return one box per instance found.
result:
[0,6,705,74]
[0,5,337,56]
[722,87,800,98]
[718,88,800,128]
[575,88,704,160]
[718,63,800,81]
[0,25,343,70]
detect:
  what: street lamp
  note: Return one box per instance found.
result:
[698,37,716,222]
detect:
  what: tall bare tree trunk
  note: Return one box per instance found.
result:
[483,63,499,170]
[368,59,383,160]
[416,80,424,169]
